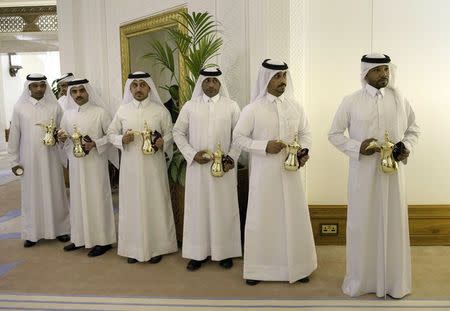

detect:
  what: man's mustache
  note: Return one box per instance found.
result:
[278,83,286,87]
[76,97,83,100]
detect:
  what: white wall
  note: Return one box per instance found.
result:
[57,0,296,111]
[57,0,217,115]
[304,0,450,205]
[57,0,112,114]
[105,1,216,113]
[372,0,450,204]
[304,0,372,204]
[0,52,60,152]
[57,0,450,205]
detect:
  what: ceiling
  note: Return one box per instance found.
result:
[0,32,58,53]
[0,1,58,53]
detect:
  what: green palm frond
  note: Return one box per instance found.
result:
[159,85,172,92]
[187,12,219,47]
[185,37,221,80]
[167,27,191,55]
[196,35,223,65]
[169,151,182,182]
[145,11,223,185]
[171,12,190,33]
[142,41,177,82]
[178,76,196,103]
[177,160,187,186]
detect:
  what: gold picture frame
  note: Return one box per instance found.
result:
[119,7,188,101]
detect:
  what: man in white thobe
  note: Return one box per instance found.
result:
[56,72,75,111]
[108,72,177,264]
[8,73,70,247]
[173,68,242,271]
[233,59,317,285]
[55,72,75,187]
[328,53,420,298]
[58,78,118,257]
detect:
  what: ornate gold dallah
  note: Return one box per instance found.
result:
[365,131,398,174]
[130,121,157,155]
[210,143,225,177]
[71,125,86,158]
[284,136,302,171]
[201,143,226,177]
[35,118,57,146]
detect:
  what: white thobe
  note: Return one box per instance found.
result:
[58,96,69,111]
[7,97,70,241]
[108,98,177,261]
[173,94,242,261]
[233,93,317,283]
[58,95,77,112]
[60,102,116,248]
[328,84,420,298]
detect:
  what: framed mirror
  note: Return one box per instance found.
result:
[119,7,187,104]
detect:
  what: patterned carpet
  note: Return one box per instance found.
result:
[0,169,18,186]
[1,294,450,310]
[0,176,449,310]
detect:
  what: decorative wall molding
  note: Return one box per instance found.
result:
[119,7,187,93]
[0,5,57,33]
[216,0,249,107]
[310,205,450,245]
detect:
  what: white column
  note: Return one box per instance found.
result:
[57,0,112,114]
[216,0,250,108]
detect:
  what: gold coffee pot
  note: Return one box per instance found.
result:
[365,131,398,174]
[210,143,225,177]
[284,136,302,171]
[130,121,156,155]
[71,125,86,158]
[35,118,57,146]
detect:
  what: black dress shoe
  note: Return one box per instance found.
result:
[148,255,162,264]
[127,258,138,264]
[64,243,84,251]
[186,258,208,271]
[56,234,70,242]
[87,244,112,257]
[219,258,233,269]
[298,276,310,283]
[23,240,36,248]
[246,279,260,286]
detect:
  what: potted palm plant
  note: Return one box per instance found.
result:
[144,11,222,184]
[144,11,223,242]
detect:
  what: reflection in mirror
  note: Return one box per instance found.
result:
[120,7,187,104]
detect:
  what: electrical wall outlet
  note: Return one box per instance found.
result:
[321,224,338,236]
